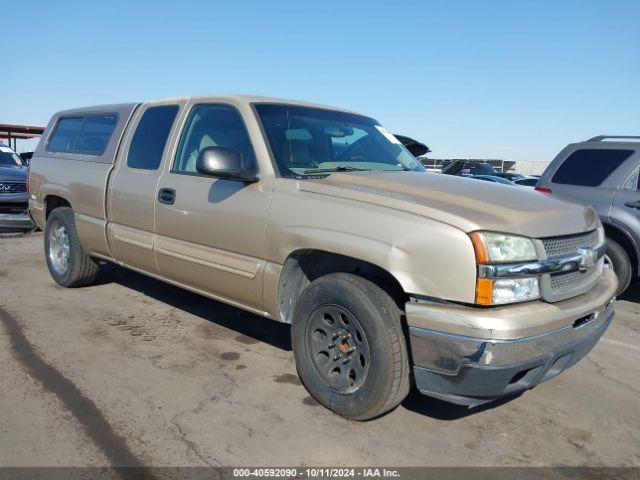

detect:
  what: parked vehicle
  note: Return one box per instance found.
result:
[469,174,516,185]
[441,160,498,176]
[0,146,34,231]
[536,136,640,295]
[513,177,539,187]
[493,172,525,182]
[29,96,616,419]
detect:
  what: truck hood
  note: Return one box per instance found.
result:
[300,171,598,238]
[0,166,28,181]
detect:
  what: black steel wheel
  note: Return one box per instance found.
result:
[305,305,371,394]
[292,272,410,420]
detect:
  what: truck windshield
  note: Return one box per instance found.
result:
[255,104,425,178]
[0,150,24,167]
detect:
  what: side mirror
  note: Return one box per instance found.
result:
[196,146,259,183]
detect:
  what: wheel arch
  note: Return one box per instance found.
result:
[277,249,407,324]
[44,195,72,219]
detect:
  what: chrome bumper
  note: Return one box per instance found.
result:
[0,212,34,230]
[409,296,615,374]
[406,269,617,406]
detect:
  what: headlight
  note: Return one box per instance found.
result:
[470,231,537,263]
[476,277,540,305]
[470,231,540,305]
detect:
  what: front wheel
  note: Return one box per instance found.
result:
[44,207,99,287]
[291,273,410,420]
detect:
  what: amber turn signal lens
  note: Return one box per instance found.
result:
[469,232,489,264]
[475,278,493,305]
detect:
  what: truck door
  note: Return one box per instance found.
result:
[154,102,271,311]
[106,101,183,272]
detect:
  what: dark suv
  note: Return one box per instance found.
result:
[536,136,640,295]
[0,146,33,231]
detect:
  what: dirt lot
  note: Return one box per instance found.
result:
[1,232,639,467]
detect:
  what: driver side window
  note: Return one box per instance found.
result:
[173,104,257,174]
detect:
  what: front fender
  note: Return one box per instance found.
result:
[268,185,477,303]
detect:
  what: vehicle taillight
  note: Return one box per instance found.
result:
[535,187,552,195]
[26,168,30,196]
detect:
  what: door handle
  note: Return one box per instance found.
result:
[158,188,176,205]
[624,200,640,209]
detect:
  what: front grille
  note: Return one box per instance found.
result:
[0,202,28,214]
[539,230,602,301]
[550,267,601,292]
[0,182,27,194]
[541,230,599,258]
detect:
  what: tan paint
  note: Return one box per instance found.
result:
[29,158,112,229]
[75,213,110,258]
[109,223,154,250]
[154,235,261,278]
[300,171,599,237]
[266,178,478,303]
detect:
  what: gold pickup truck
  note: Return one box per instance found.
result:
[29,95,617,420]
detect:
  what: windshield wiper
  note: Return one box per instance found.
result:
[303,165,371,174]
[383,165,413,171]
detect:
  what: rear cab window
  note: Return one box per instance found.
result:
[551,149,635,187]
[47,114,118,155]
[127,105,179,170]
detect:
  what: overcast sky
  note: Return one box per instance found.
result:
[3,0,639,159]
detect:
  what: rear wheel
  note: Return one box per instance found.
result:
[45,207,99,287]
[291,273,410,420]
[605,237,632,296]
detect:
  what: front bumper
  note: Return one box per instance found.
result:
[0,212,35,230]
[407,268,617,406]
[0,192,34,230]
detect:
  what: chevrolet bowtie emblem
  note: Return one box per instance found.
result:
[577,248,598,272]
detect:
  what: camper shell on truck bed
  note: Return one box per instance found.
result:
[29,95,617,420]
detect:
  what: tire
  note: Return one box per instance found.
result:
[606,237,632,296]
[291,273,410,420]
[44,207,99,287]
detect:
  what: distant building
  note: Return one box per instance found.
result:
[512,161,550,176]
